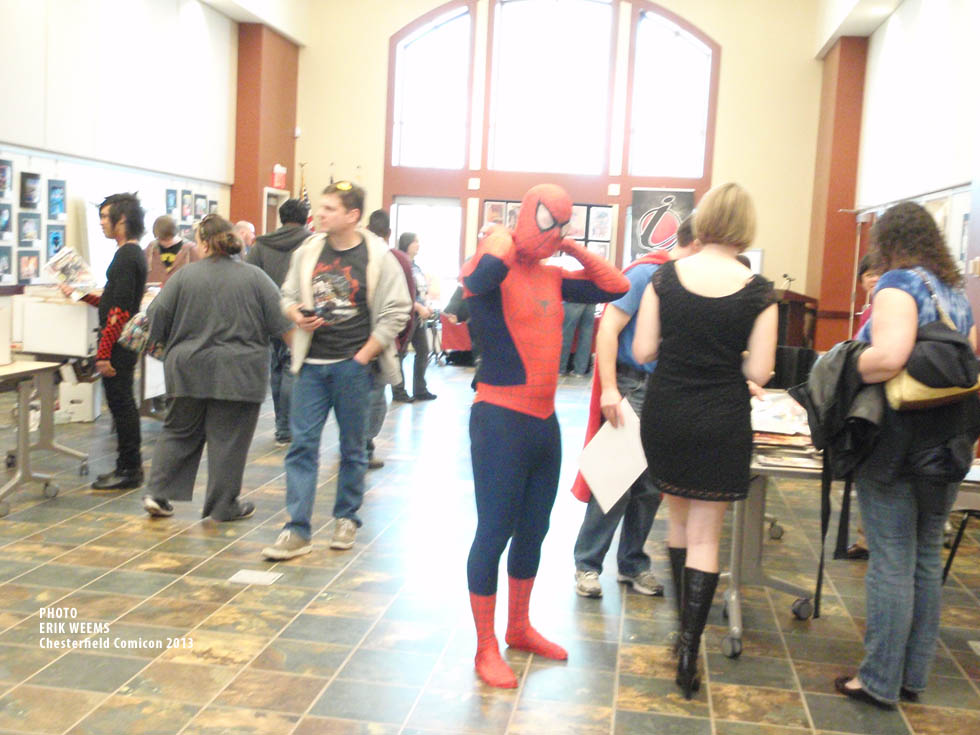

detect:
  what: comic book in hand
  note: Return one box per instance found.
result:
[42,247,97,293]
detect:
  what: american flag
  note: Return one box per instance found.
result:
[298,163,313,230]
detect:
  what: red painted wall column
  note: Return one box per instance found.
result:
[806,37,868,351]
[230,24,299,230]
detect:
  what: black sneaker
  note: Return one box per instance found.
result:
[92,469,144,490]
[391,389,413,403]
[143,495,174,517]
[414,392,438,401]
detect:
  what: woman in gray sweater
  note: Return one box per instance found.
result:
[142,214,294,521]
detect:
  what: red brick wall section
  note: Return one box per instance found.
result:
[231,24,299,227]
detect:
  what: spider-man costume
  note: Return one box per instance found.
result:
[462,184,629,688]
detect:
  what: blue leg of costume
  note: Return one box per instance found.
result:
[467,403,561,595]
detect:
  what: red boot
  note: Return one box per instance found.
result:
[504,576,567,660]
[469,592,518,688]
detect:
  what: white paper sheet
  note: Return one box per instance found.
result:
[228,569,282,586]
[578,398,647,514]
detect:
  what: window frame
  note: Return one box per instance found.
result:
[383,0,721,269]
[389,3,474,170]
[622,1,720,184]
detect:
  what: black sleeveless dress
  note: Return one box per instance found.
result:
[640,261,774,501]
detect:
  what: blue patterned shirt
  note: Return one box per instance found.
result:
[856,266,974,342]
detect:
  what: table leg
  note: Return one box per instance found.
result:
[0,378,54,516]
[720,474,814,648]
[31,371,88,464]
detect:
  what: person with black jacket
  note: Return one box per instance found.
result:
[246,198,311,445]
[73,193,148,490]
[834,202,980,709]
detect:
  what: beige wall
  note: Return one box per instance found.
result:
[296,0,822,286]
[0,0,238,185]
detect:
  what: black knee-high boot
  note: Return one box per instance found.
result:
[667,546,687,619]
[668,546,687,657]
[676,567,719,699]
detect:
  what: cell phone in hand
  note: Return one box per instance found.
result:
[299,307,316,317]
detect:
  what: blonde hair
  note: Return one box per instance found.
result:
[694,183,756,252]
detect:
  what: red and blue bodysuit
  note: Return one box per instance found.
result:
[462,184,629,687]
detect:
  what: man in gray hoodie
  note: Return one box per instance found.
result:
[246,198,311,444]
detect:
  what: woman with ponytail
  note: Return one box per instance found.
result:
[141,214,295,521]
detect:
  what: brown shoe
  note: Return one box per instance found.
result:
[844,543,869,560]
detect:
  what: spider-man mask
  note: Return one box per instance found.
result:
[513,184,573,262]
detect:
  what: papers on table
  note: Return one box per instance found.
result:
[751,391,810,436]
[578,398,647,514]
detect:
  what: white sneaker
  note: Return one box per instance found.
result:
[575,569,602,598]
[330,518,357,550]
[618,570,664,596]
[261,530,312,561]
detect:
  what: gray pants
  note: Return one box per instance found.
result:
[365,380,388,457]
[146,397,260,521]
[573,370,661,574]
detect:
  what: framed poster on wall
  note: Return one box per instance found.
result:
[588,206,612,241]
[483,200,505,227]
[0,246,12,282]
[505,201,521,230]
[47,180,66,220]
[194,194,207,219]
[630,188,695,263]
[20,172,41,209]
[17,249,40,284]
[18,212,41,243]
[166,189,178,216]
[0,203,11,241]
[568,205,587,239]
[0,160,12,200]
[47,224,66,259]
[181,190,192,221]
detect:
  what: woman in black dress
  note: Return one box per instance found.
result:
[633,183,777,698]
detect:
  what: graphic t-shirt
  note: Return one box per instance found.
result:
[158,240,184,272]
[307,239,371,360]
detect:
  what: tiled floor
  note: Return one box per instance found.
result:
[0,361,977,734]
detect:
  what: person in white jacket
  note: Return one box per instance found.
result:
[262,182,411,560]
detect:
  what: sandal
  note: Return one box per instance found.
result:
[844,543,869,560]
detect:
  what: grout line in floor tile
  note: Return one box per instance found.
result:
[163,510,407,735]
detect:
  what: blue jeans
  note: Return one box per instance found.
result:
[856,473,959,703]
[270,337,293,440]
[284,360,371,538]
[573,370,660,575]
[560,303,596,375]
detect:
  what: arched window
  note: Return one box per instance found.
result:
[391,6,471,169]
[384,1,719,272]
[629,9,713,178]
[488,0,614,174]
